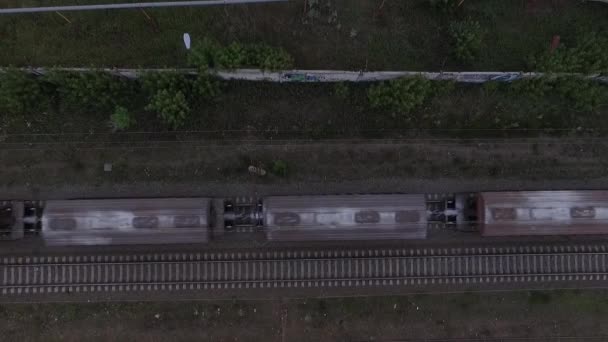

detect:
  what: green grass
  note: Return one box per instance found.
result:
[0,0,607,70]
[2,75,607,139]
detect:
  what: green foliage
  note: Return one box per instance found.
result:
[429,0,461,14]
[509,77,553,100]
[367,77,433,114]
[553,78,606,112]
[217,42,248,70]
[432,80,456,96]
[192,75,221,100]
[189,40,294,71]
[510,76,606,112]
[187,38,223,71]
[141,72,190,96]
[449,20,484,63]
[271,160,289,177]
[110,106,134,131]
[45,70,132,110]
[145,90,190,129]
[531,33,608,74]
[333,82,350,100]
[141,72,220,128]
[0,68,46,114]
[246,44,294,71]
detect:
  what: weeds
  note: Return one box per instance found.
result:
[368,77,433,115]
[110,106,135,131]
[531,32,608,74]
[0,68,46,115]
[189,41,294,71]
[449,20,484,63]
[271,160,289,177]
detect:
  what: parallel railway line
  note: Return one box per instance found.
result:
[2,245,608,295]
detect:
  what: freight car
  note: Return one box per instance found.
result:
[263,194,429,241]
[477,191,608,237]
[2,190,608,246]
[41,198,212,246]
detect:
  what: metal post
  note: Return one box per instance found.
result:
[0,0,288,14]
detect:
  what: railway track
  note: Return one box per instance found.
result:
[2,245,608,295]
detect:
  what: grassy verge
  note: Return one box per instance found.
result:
[2,290,608,341]
[1,70,607,138]
[0,0,607,70]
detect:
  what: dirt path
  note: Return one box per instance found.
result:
[2,290,608,341]
[1,138,607,198]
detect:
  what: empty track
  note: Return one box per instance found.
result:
[2,245,608,296]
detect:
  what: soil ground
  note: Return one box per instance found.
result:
[2,290,608,341]
[0,0,607,70]
[2,138,607,199]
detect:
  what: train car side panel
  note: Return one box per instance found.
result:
[479,191,608,236]
[264,194,427,241]
[41,198,211,245]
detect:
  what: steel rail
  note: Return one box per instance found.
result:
[2,245,608,295]
[3,252,608,267]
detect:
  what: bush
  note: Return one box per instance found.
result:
[553,78,606,112]
[217,42,248,70]
[45,70,132,110]
[271,160,289,177]
[367,77,433,114]
[449,20,484,63]
[189,40,294,71]
[0,68,46,114]
[510,76,606,112]
[187,38,223,71]
[509,77,553,100]
[429,0,461,14]
[333,82,350,100]
[110,106,135,131]
[192,75,221,101]
[246,44,294,71]
[141,72,220,128]
[531,33,608,74]
[141,72,190,96]
[145,90,190,129]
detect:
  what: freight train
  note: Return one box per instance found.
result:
[1,191,607,246]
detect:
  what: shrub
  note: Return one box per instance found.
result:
[429,0,461,14]
[246,44,294,71]
[509,77,553,100]
[141,71,220,128]
[553,78,606,112]
[110,106,135,131]
[367,77,433,114]
[188,38,223,70]
[216,42,248,70]
[531,33,608,74]
[192,75,221,101]
[449,20,484,63]
[333,82,350,100]
[45,70,132,110]
[0,68,46,114]
[145,90,190,129]
[271,160,289,177]
[188,40,294,71]
[141,72,190,96]
[509,76,606,112]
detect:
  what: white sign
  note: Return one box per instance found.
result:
[183,33,191,50]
